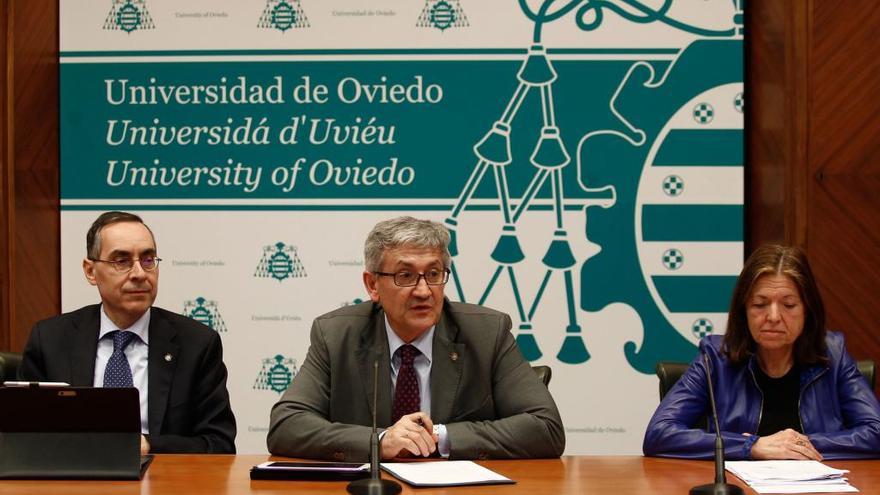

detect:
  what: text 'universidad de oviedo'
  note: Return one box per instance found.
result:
[104,75,444,106]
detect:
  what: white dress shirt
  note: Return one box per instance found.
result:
[384,316,450,456]
[94,306,150,434]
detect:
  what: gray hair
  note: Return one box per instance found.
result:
[364,216,451,272]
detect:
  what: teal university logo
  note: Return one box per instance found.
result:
[437,1,743,373]
[417,0,468,32]
[183,297,227,332]
[258,0,310,32]
[254,355,298,394]
[254,242,307,282]
[103,0,155,34]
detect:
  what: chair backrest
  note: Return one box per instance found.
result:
[0,352,23,383]
[655,361,689,400]
[655,361,707,430]
[656,359,878,400]
[532,365,552,387]
[857,360,876,390]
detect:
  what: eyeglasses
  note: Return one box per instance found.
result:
[90,257,162,273]
[374,268,450,287]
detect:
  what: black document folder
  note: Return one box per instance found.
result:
[0,386,150,480]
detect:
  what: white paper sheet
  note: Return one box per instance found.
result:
[727,460,849,482]
[380,460,514,487]
[726,460,858,494]
[750,482,858,494]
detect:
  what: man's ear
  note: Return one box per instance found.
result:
[362,271,380,303]
[83,258,98,286]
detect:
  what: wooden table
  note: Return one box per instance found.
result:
[1,455,879,494]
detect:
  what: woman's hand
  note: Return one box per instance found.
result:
[747,429,822,460]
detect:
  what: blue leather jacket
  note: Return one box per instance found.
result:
[643,332,880,460]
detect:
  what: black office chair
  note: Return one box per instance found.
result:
[0,351,23,383]
[857,360,876,390]
[654,361,706,429]
[655,361,689,401]
[532,365,552,387]
[656,359,878,400]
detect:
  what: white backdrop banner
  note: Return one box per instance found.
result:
[60,0,744,455]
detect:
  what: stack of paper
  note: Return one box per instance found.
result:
[726,460,857,493]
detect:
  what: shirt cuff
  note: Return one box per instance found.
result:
[436,424,450,458]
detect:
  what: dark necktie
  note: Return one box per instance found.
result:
[392,344,421,424]
[103,330,136,388]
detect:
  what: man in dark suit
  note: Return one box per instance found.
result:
[267,216,564,461]
[20,211,236,454]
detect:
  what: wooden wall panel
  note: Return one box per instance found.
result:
[746,0,811,250]
[0,1,10,351]
[746,0,787,249]
[0,0,59,352]
[10,0,59,352]
[807,1,880,377]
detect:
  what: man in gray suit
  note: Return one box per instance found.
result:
[267,216,564,461]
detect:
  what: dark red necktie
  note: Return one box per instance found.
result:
[392,344,421,424]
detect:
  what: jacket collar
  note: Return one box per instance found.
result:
[429,304,465,424]
[355,304,393,426]
[146,307,179,435]
[70,305,102,386]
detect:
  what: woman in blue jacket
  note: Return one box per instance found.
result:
[643,245,880,460]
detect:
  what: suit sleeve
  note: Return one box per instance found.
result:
[19,321,48,381]
[445,314,566,459]
[267,319,372,461]
[806,346,880,459]
[148,331,237,454]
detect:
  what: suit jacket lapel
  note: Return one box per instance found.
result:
[147,308,179,435]
[355,305,393,427]
[69,305,101,386]
[430,307,464,424]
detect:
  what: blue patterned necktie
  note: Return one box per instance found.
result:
[103,330,136,388]
[392,344,421,424]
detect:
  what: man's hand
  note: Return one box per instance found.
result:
[747,429,822,460]
[381,412,439,460]
[140,435,150,455]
